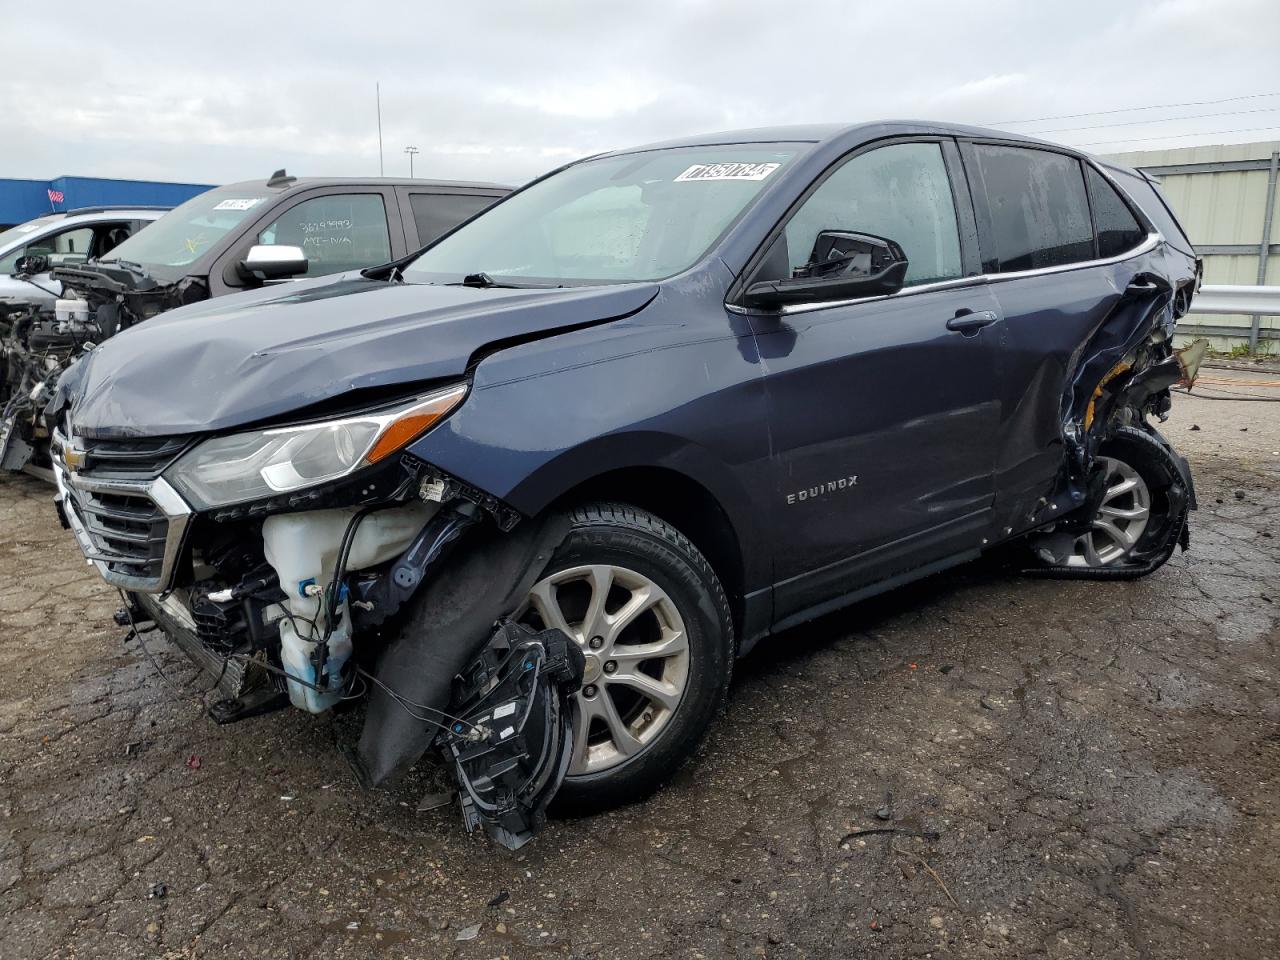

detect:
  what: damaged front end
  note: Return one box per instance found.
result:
[51,390,582,849]
[53,262,208,335]
[1,263,208,478]
[0,300,90,478]
[1025,270,1207,578]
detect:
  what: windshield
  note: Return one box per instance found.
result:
[404,144,802,285]
[101,187,272,269]
[0,216,62,253]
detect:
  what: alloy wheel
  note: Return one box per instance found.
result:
[519,563,690,776]
[1067,456,1151,566]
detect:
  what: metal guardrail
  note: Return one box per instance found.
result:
[1142,151,1278,350]
[1178,284,1280,345]
[1187,285,1280,317]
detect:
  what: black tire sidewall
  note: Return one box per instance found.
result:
[543,505,733,813]
[1097,428,1183,555]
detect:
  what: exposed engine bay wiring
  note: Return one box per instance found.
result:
[117,588,228,698]
[116,588,483,735]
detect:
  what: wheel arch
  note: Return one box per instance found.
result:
[501,436,768,645]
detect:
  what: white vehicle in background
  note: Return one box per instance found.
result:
[0,207,168,307]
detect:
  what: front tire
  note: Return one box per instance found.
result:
[517,503,734,814]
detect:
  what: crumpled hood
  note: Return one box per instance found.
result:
[60,274,658,439]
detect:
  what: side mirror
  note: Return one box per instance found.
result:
[13,253,51,277]
[744,231,908,310]
[237,244,308,283]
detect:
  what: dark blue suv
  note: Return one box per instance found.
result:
[50,122,1201,846]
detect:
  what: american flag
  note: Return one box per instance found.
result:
[47,188,65,205]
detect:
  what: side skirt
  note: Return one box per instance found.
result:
[764,548,981,637]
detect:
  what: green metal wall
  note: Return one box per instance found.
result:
[1103,141,1280,353]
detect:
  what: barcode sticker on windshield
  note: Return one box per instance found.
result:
[212,198,264,211]
[674,162,781,183]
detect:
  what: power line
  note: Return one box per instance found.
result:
[1034,106,1280,135]
[985,92,1280,127]
[1075,125,1280,147]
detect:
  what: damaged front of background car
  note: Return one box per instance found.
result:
[46,121,1205,848]
[0,173,508,478]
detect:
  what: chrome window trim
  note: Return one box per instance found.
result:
[727,232,1161,317]
[52,429,193,594]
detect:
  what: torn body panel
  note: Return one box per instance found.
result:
[1017,243,1204,577]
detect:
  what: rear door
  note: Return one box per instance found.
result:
[397,188,503,249]
[958,141,1160,535]
[741,138,1005,624]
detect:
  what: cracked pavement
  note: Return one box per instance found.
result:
[1,371,1278,959]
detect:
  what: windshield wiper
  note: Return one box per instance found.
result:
[462,272,500,288]
[100,258,149,275]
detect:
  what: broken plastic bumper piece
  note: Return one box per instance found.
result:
[443,622,585,850]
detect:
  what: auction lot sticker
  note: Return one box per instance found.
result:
[674,162,781,182]
[212,198,265,211]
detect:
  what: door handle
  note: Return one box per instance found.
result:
[1125,273,1168,295]
[946,309,998,334]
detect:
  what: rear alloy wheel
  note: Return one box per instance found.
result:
[1067,455,1152,566]
[517,503,734,813]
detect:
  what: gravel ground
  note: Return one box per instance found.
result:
[1,371,1278,960]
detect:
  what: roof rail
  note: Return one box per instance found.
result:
[62,204,174,216]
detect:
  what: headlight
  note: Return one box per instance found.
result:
[166,383,467,508]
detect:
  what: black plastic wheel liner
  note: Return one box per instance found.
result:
[351,512,570,788]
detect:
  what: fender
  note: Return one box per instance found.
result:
[405,278,775,592]
[415,427,769,594]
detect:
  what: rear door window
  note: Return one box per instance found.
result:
[258,193,392,277]
[969,145,1094,272]
[1086,167,1146,258]
[409,193,497,246]
[1107,168,1194,256]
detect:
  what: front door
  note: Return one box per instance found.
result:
[743,139,1004,623]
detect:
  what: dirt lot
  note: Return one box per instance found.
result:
[2,372,1279,960]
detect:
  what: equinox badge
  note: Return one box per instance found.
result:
[786,475,858,505]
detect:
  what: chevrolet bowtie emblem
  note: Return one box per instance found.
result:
[63,442,87,473]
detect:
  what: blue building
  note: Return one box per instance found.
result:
[0,175,215,228]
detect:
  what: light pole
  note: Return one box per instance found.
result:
[376,82,384,176]
[404,145,419,178]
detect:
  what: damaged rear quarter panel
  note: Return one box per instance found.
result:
[987,210,1197,536]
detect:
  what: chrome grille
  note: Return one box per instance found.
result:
[53,429,193,593]
[65,487,169,579]
[73,435,189,480]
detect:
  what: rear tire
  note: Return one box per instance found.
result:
[1030,426,1189,577]
[518,503,734,815]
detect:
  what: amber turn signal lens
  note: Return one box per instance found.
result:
[364,384,468,464]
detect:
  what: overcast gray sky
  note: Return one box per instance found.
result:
[4,0,1279,187]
